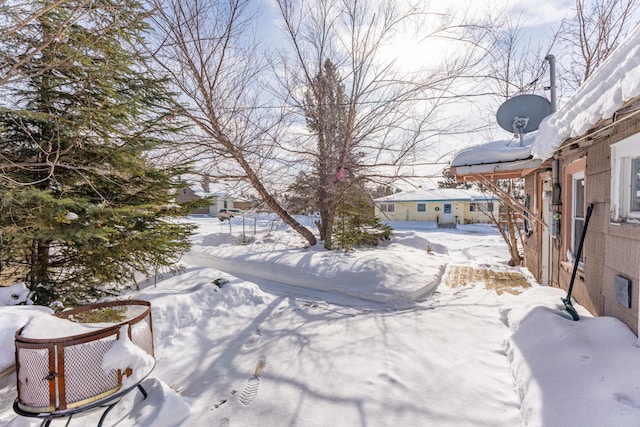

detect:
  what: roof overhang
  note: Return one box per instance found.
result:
[452,158,547,182]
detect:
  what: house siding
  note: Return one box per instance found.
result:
[523,172,542,282]
[544,112,640,334]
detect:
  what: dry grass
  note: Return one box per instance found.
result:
[254,356,267,378]
[69,307,127,324]
[444,266,531,295]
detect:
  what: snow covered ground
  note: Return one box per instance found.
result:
[1,215,640,426]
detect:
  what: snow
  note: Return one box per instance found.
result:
[501,287,640,426]
[19,313,110,339]
[0,306,52,373]
[1,215,640,426]
[450,133,536,167]
[0,283,32,306]
[102,325,155,388]
[532,24,640,160]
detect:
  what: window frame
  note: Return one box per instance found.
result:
[571,172,585,263]
[379,203,395,213]
[416,203,426,213]
[562,158,587,267]
[611,133,640,221]
[469,201,494,212]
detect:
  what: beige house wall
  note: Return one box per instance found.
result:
[545,111,640,334]
[375,200,498,224]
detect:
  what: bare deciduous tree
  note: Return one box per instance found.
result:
[560,0,640,89]
[274,0,492,246]
[471,13,559,266]
[149,0,318,245]
[484,14,557,101]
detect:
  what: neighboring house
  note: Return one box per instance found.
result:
[175,176,235,216]
[451,25,640,335]
[374,188,500,225]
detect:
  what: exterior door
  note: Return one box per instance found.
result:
[443,203,453,222]
[541,177,552,285]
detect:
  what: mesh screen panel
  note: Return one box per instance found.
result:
[16,347,51,408]
[131,318,153,356]
[63,336,119,406]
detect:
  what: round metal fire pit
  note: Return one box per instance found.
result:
[13,300,154,419]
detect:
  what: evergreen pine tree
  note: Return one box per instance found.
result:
[438,168,471,189]
[304,59,355,248]
[333,182,392,251]
[0,0,196,305]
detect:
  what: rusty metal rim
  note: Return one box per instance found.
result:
[15,300,151,345]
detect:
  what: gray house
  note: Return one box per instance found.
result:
[175,176,235,216]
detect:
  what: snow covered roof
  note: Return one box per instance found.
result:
[374,188,497,203]
[179,174,231,198]
[189,183,228,198]
[532,24,640,160]
[449,133,543,179]
[451,24,640,169]
[450,133,536,168]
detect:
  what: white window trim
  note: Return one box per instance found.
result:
[571,172,585,263]
[416,203,426,213]
[611,133,640,221]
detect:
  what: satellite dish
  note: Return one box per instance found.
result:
[496,94,552,145]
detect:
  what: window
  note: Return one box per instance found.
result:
[379,203,395,213]
[443,203,452,214]
[562,158,586,265]
[470,202,494,212]
[417,203,426,212]
[572,173,585,263]
[611,134,640,221]
[632,157,640,212]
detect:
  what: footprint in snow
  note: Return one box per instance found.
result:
[239,355,267,406]
[243,328,262,349]
[615,393,640,410]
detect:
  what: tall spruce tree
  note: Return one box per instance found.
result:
[0,0,195,305]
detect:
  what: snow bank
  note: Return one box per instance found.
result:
[532,25,640,160]
[501,286,640,426]
[115,377,190,427]
[189,231,446,304]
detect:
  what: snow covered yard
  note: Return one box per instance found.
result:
[1,215,640,426]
